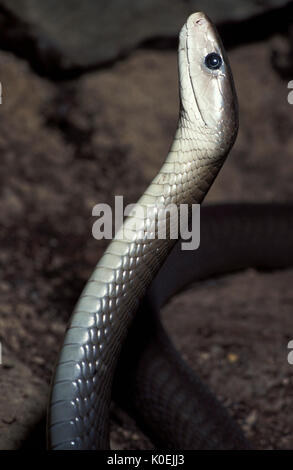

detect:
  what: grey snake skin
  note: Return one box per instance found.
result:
[48,12,292,449]
[113,204,293,449]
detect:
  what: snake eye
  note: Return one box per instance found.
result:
[204,52,222,70]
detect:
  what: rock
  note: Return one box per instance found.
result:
[0,349,48,449]
[0,0,290,73]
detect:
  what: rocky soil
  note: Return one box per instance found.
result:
[1,13,293,449]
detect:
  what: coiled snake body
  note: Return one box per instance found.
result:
[48,13,293,449]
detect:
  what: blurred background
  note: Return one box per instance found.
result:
[1,0,293,450]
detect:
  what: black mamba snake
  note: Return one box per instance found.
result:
[48,12,293,449]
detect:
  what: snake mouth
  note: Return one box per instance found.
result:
[185,26,207,126]
[185,13,211,126]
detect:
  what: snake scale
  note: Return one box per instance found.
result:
[48,12,293,449]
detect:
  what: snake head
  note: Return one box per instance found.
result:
[178,12,238,155]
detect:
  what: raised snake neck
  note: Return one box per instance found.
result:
[48,12,239,449]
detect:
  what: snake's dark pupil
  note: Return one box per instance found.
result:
[205,52,222,70]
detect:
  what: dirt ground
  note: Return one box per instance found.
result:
[1,28,293,449]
